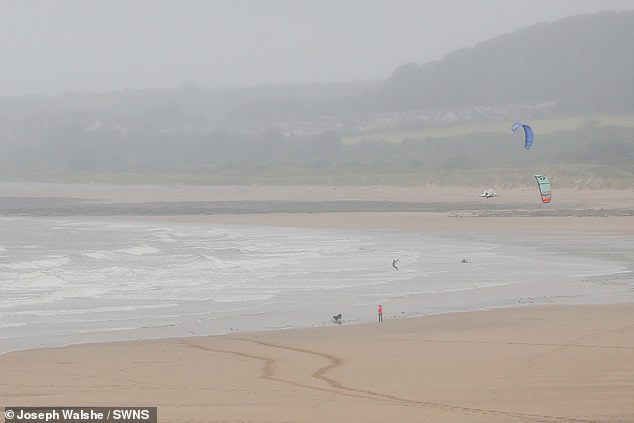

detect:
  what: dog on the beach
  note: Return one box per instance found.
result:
[332,313,342,324]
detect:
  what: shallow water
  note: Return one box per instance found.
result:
[0,216,632,353]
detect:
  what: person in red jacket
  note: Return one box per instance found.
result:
[378,304,383,322]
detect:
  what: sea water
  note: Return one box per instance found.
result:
[0,216,632,354]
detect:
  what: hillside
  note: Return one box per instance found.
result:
[376,10,634,115]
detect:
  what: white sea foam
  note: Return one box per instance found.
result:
[117,245,160,255]
[0,303,180,318]
[81,250,112,259]
[568,269,631,278]
[0,271,64,287]
[0,322,27,329]
[2,256,71,270]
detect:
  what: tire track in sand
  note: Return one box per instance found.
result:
[181,338,594,422]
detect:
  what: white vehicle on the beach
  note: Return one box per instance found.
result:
[479,189,499,198]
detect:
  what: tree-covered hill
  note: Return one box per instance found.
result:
[376,10,634,114]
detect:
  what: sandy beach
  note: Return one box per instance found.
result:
[3,304,633,422]
[2,184,634,422]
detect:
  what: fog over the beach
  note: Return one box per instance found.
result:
[2,2,634,421]
[1,0,633,97]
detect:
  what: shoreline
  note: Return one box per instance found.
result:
[2,184,634,421]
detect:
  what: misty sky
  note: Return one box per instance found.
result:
[1,0,632,97]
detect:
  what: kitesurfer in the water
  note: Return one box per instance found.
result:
[392,259,399,270]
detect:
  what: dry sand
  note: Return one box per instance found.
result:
[2,184,634,422]
[3,304,633,423]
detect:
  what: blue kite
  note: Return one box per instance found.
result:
[511,122,534,150]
